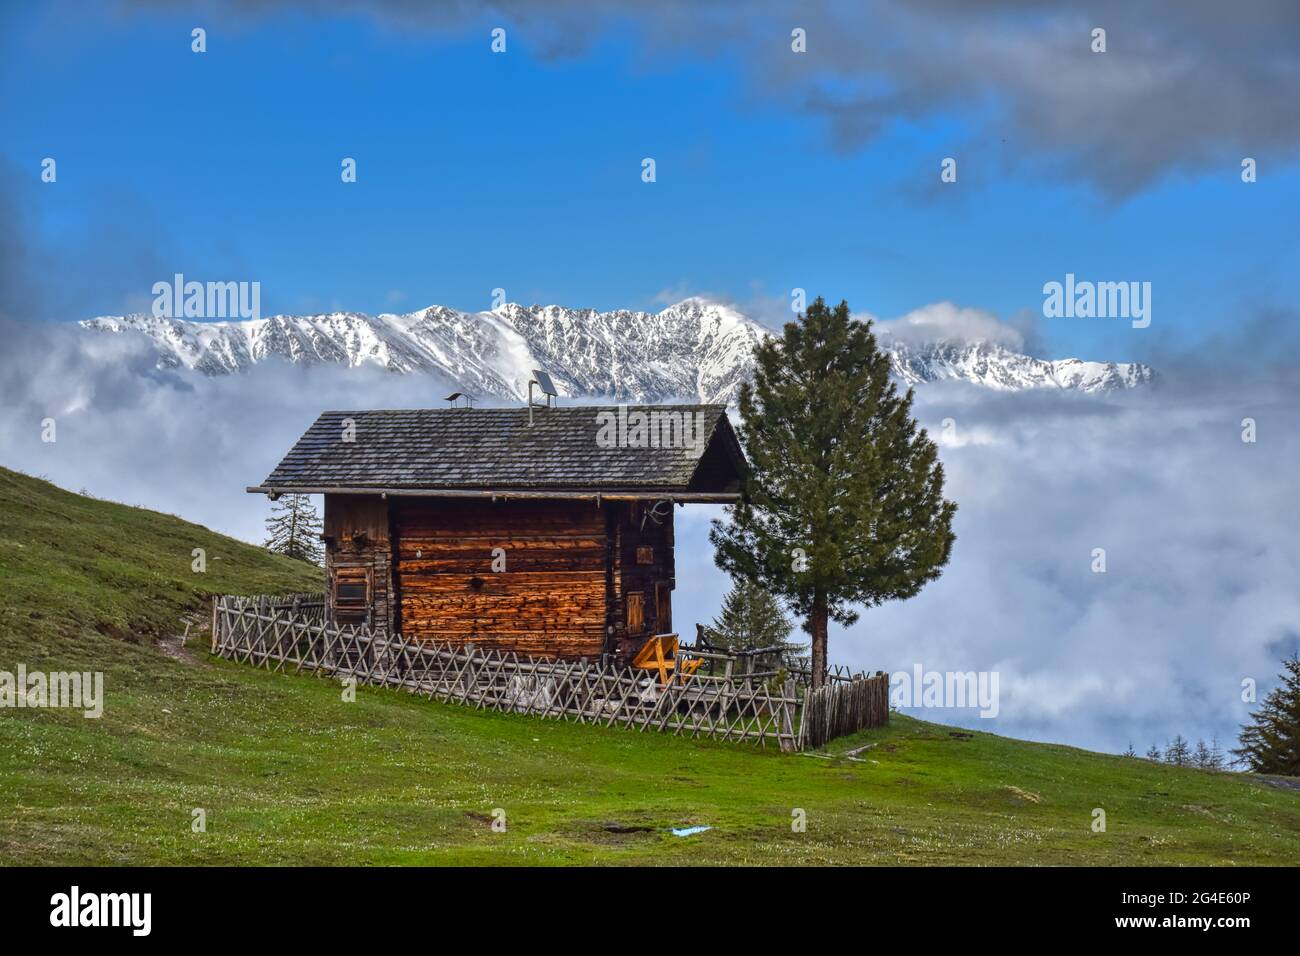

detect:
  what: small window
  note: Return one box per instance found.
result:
[334,569,369,620]
[337,582,366,603]
[636,546,654,565]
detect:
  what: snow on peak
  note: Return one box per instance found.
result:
[78,298,1154,402]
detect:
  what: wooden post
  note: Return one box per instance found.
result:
[779,678,796,752]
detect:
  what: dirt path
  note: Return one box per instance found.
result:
[156,613,205,664]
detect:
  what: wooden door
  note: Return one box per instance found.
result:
[655,581,672,634]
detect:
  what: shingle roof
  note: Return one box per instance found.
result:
[250,405,746,499]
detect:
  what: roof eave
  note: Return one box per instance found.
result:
[246,485,740,503]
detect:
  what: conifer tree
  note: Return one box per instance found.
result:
[1122,743,1137,758]
[1145,744,1163,762]
[265,494,324,565]
[1165,735,1191,767]
[710,297,956,687]
[1235,654,1300,776]
[1193,739,1213,769]
[708,579,802,657]
[1207,736,1226,771]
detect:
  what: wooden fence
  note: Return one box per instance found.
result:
[210,593,888,752]
[682,642,860,690]
[687,625,859,688]
[210,592,326,636]
[798,671,891,749]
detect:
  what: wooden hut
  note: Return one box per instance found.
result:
[248,404,746,665]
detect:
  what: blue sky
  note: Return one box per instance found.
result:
[4,1,1297,366]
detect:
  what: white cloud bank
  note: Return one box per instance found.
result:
[2,319,1297,757]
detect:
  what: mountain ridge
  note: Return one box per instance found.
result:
[80,298,1155,403]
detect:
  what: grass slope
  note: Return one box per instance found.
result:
[1,466,1297,865]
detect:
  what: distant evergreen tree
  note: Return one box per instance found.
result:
[265,494,324,565]
[1122,743,1137,758]
[1193,739,1213,769]
[1235,654,1300,776]
[1191,737,1225,771]
[1145,744,1163,762]
[710,297,957,687]
[1207,737,1226,771]
[1165,735,1191,767]
[708,579,802,656]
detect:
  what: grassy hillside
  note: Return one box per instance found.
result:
[1,466,1297,865]
[0,467,320,677]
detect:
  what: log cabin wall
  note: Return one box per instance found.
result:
[323,494,679,664]
[392,497,609,660]
[609,500,676,663]
[323,494,393,634]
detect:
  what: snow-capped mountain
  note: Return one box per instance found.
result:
[882,338,1156,393]
[80,298,1154,402]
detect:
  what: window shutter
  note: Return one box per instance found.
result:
[626,592,645,633]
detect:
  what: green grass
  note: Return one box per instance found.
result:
[1,465,1297,865]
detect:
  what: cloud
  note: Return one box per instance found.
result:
[688,345,1300,755]
[871,301,1026,350]
[116,0,1300,196]
[650,284,710,308]
[812,377,1300,755]
[745,0,1300,197]
[0,317,466,542]
[3,317,1297,758]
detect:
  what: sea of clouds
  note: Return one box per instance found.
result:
[1,317,1297,757]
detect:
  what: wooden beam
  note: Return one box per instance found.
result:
[247,485,741,503]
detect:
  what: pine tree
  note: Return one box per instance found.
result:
[1193,739,1213,769]
[1234,654,1300,776]
[1165,735,1191,767]
[1207,736,1226,771]
[710,297,957,687]
[264,494,324,565]
[1145,745,1163,762]
[1122,743,1137,758]
[708,579,803,655]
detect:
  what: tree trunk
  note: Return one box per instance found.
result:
[810,591,828,689]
